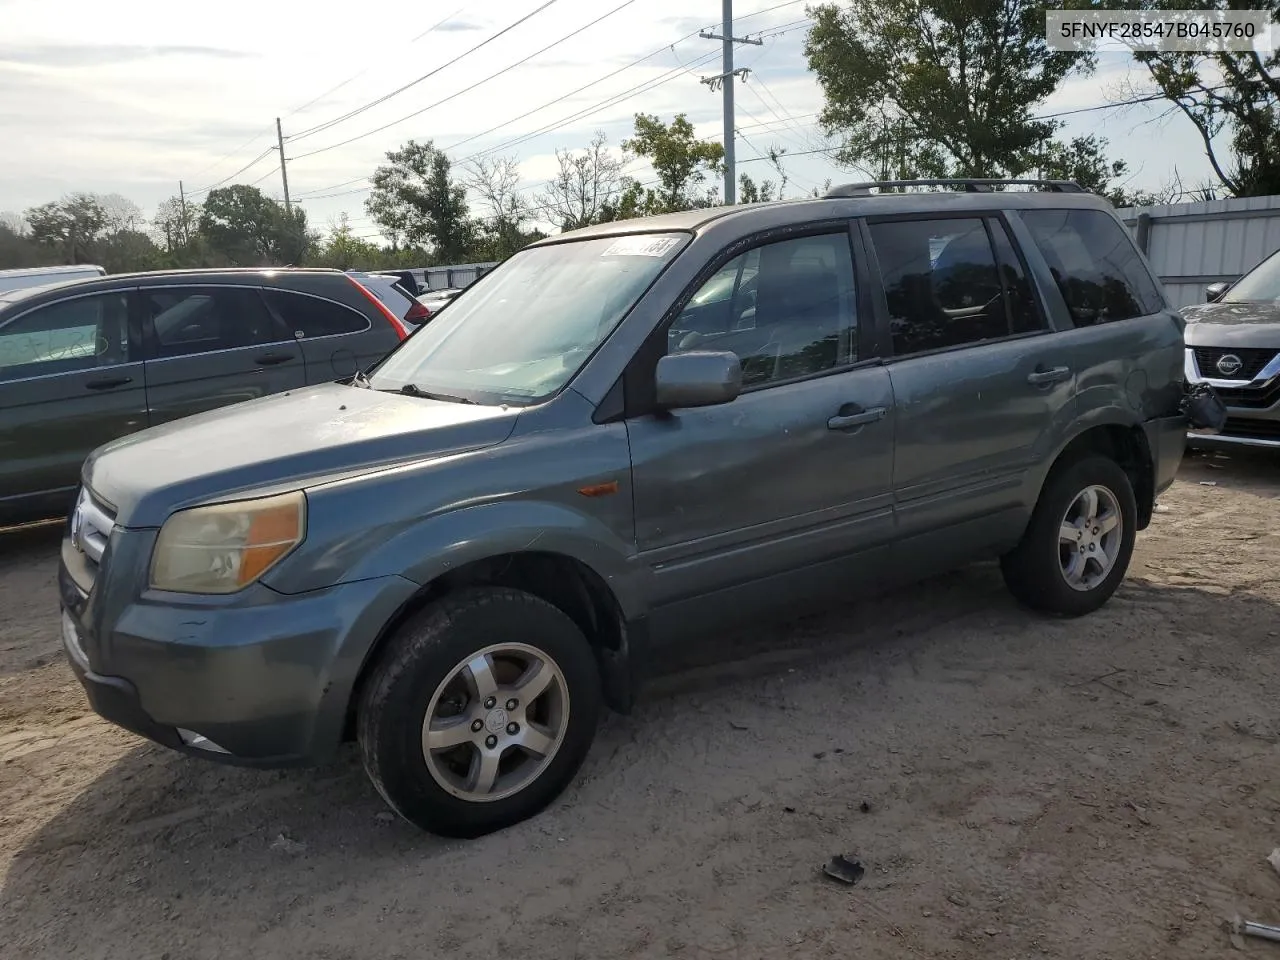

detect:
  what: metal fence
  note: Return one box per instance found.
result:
[405,262,499,292]
[1116,195,1280,308]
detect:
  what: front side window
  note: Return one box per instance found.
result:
[668,232,858,387]
[871,217,1030,355]
[370,233,686,403]
[0,293,130,381]
[1020,208,1164,325]
[145,287,288,358]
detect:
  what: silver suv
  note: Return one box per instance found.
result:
[58,180,1187,838]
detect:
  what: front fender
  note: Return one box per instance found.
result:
[264,499,647,620]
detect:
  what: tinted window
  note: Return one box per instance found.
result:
[0,293,131,381]
[264,290,369,338]
[144,287,287,358]
[871,217,1019,354]
[1021,208,1163,325]
[669,233,857,387]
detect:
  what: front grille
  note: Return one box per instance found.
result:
[1215,377,1280,410]
[70,487,116,568]
[1192,346,1278,381]
[1222,417,1280,440]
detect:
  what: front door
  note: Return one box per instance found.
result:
[140,284,307,426]
[864,214,1075,576]
[0,289,147,520]
[627,229,897,638]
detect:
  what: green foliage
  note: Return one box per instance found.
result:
[366,140,475,261]
[621,113,725,213]
[1070,0,1280,196]
[805,0,1091,178]
[198,184,313,266]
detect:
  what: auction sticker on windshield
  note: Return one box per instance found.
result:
[602,236,681,258]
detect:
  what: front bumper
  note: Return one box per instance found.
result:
[59,534,419,766]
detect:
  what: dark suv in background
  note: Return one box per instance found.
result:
[0,268,408,524]
[59,180,1186,839]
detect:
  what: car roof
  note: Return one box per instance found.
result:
[532,182,1115,248]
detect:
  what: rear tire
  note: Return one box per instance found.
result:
[1001,455,1137,617]
[357,587,602,838]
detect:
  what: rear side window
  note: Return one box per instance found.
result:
[0,293,131,380]
[870,217,1045,356]
[264,290,370,338]
[1020,208,1163,325]
[144,287,288,358]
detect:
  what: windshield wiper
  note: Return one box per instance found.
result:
[351,370,372,389]
[398,382,476,404]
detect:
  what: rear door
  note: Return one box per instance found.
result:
[864,213,1075,577]
[0,289,147,517]
[140,284,307,426]
[262,288,390,380]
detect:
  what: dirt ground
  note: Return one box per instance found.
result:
[3,449,1280,959]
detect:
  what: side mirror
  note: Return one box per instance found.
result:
[654,350,742,410]
[1206,281,1229,302]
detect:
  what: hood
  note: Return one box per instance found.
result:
[85,382,519,527]
[1183,300,1280,347]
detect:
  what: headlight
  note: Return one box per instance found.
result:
[150,491,306,594]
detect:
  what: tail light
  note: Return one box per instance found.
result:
[347,276,410,340]
[404,300,431,325]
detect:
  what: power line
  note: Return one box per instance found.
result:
[459,19,809,164]
[188,146,277,197]
[185,123,276,182]
[287,0,564,145]
[290,0,640,161]
[281,4,470,121]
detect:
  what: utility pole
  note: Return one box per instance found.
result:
[178,180,189,245]
[700,0,761,206]
[276,117,292,217]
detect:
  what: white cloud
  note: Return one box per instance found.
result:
[0,0,1229,237]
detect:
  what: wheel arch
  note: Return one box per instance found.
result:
[1041,415,1156,530]
[346,548,644,739]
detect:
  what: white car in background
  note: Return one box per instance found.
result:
[346,272,431,329]
[417,287,463,320]
[0,264,106,293]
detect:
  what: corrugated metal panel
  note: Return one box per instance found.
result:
[1116,195,1280,307]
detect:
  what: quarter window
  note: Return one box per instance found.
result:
[870,217,1040,355]
[668,232,858,388]
[1020,208,1164,325]
[264,290,370,338]
[0,293,131,381]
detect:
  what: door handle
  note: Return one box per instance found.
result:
[827,406,887,430]
[85,376,133,391]
[1027,365,1071,386]
[254,352,294,366]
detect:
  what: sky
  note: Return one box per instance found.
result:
[0,0,1230,240]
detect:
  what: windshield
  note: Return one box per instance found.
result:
[369,233,686,404]
[1224,248,1280,302]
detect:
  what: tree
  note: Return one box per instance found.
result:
[153,195,201,253]
[312,214,384,270]
[805,0,1091,178]
[738,145,790,203]
[366,140,474,262]
[622,113,725,214]
[1088,0,1280,196]
[538,131,628,231]
[198,184,310,266]
[466,155,535,259]
[24,193,106,263]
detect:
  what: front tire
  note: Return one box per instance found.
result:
[1001,455,1137,617]
[357,587,602,838]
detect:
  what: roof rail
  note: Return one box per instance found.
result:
[824,178,1085,198]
